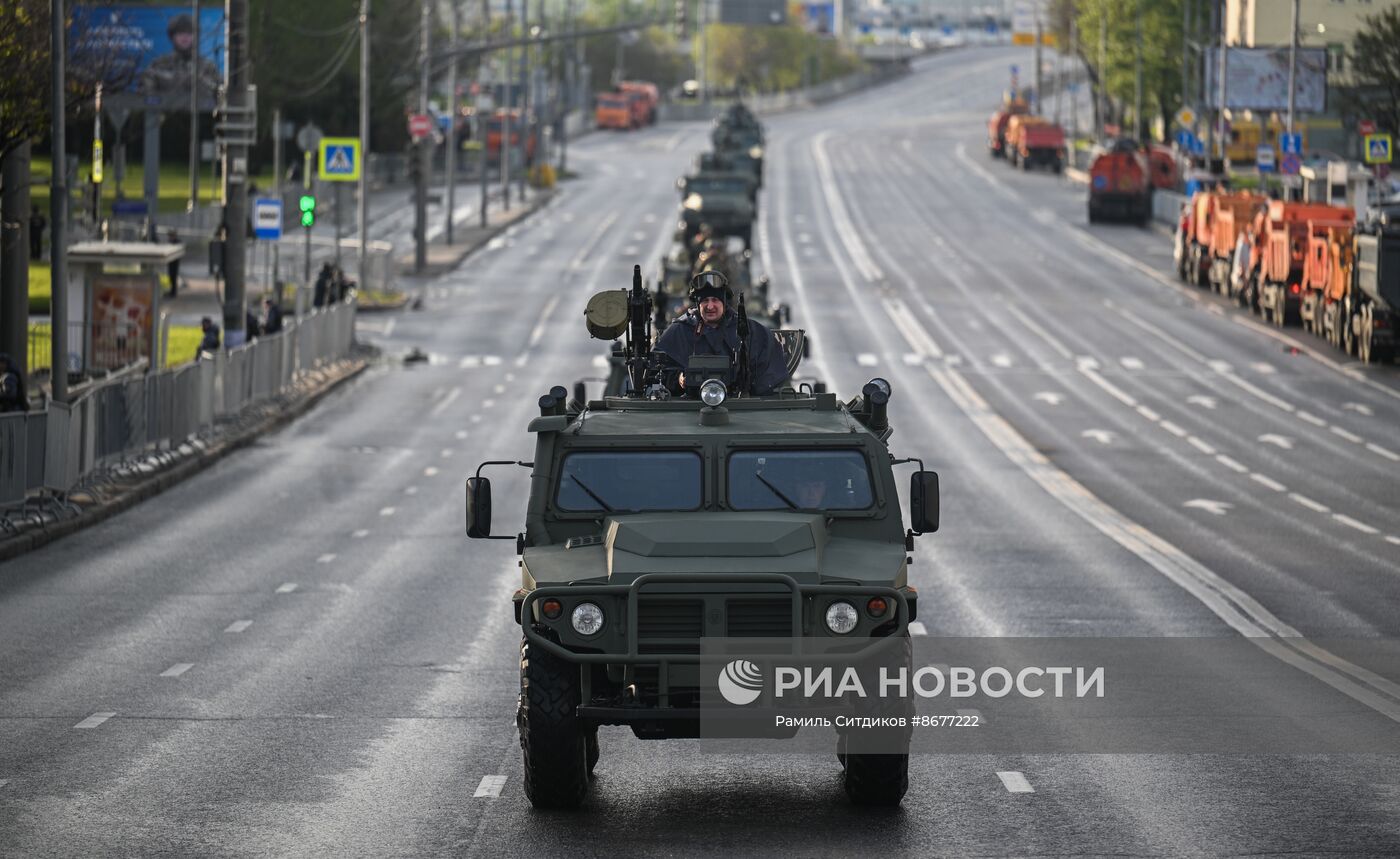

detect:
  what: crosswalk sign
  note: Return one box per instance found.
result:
[1364,133,1392,165]
[318,137,361,182]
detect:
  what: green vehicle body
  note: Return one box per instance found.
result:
[677,171,757,247]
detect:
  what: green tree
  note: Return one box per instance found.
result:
[703,22,859,94]
[1347,7,1400,138]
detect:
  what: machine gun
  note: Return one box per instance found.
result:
[584,265,655,397]
[734,292,751,396]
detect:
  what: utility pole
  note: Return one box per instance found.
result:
[1286,0,1299,134]
[445,0,460,245]
[1205,0,1217,166]
[1069,14,1079,139]
[359,0,370,288]
[221,0,250,347]
[1216,0,1228,166]
[188,0,201,211]
[502,0,513,209]
[700,0,709,104]
[560,0,575,174]
[517,0,529,204]
[50,0,69,403]
[480,0,490,229]
[1034,17,1042,114]
[1181,0,1189,120]
[414,0,430,273]
[1134,0,1143,141]
[1097,9,1106,138]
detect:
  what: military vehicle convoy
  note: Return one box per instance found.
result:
[466,269,938,809]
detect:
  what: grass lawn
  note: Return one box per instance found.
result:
[30,155,276,215]
[27,322,205,373]
[29,262,51,314]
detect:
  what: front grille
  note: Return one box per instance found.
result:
[637,598,703,653]
[726,598,794,638]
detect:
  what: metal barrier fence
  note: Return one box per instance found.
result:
[1153,189,1188,226]
[0,300,356,508]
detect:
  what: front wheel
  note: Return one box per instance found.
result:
[842,747,909,806]
[518,634,590,809]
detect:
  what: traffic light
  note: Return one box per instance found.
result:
[299,194,316,228]
[675,0,688,38]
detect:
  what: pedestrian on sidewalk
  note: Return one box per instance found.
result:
[29,206,46,261]
[261,298,284,334]
[245,309,262,340]
[198,317,220,358]
[0,354,29,413]
[166,229,182,298]
[313,262,333,308]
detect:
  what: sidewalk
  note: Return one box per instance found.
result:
[394,188,555,278]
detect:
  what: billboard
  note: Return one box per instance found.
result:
[70,5,226,111]
[801,2,835,35]
[718,0,787,26]
[1206,47,1327,113]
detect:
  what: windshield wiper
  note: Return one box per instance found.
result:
[753,471,798,510]
[569,474,615,512]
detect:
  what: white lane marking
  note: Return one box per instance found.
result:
[482,399,496,409]
[1330,425,1364,444]
[382,318,396,338]
[317,553,337,564]
[455,430,469,440]
[352,529,369,539]
[494,384,506,394]
[1333,514,1380,535]
[1344,402,1374,416]
[1250,473,1287,493]
[1079,366,1138,408]
[1184,499,1233,516]
[990,353,1013,368]
[857,353,879,367]
[1005,301,1075,360]
[1187,436,1217,455]
[1368,443,1400,462]
[1290,493,1331,514]
[379,507,396,517]
[526,294,561,351]
[1136,405,1161,422]
[812,132,883,281]
[276,583,299,594]
[474,775,508,798]
[225,620,253,634]
[1120,356,1144,370]
[1215,455,1249,473]
[1160,421,1188,438]
[1186,395,1218,410]
[1081,429,1116,445]
[569,210,621,270]
[160,663,193,678]
[440,449,455,459]
[429,386,462,417]
[74,713,115,730]
[424,466,440,477]
[997,771,1035,793]
[1209,359,1233,374]
[882,297,943,359]
[483,355,502,367]
[620,245,639,256]
[908,621,928,637]
[1076,355,1100,371]
[1033,391,1065,406]
[903,352,924,365]
[1258,433,1295,450]
[1297,411,1327,427]
[404,486,419,496]
[1251,362,1277,375]
[1388,536,1400,546]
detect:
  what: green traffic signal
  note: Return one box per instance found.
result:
[299,194,316,227]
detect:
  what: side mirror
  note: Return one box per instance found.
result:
[909,471,939,534]
[466,477,493,538]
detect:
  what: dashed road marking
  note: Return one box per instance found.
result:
[1367,443,1400,462]
[160,663,193,678]
[1330,426,1364,444]
[1290,493,1330,514]
[1296,411,1327,427]
[1333,514,1380,535]
[857,353,879,367]
[474,775,508,798]
[1160,421,1188,438]
[74,712,115,730]
[455,430,469,440]
[1344,402,1374,416]
[1081,429,1116,445]
[1136,405,1161,422]
[1184,499,1232,516]
[440,449,455,459]
[379,507,396,517]
[990,353,1013,368]
[1215,455,1249,473]
[997,771,1034,793]
[429,386,461,417]
[225,620,253,634]
[404,486,418,496]
[1120,356,1144,370]
[352,529,369,539]
[482,399,496,409]
[1187,436,1217,455]
[1387,536,1400,546]
[1033,391,1065,406]
[1258,433,1295,450]
[276,583,299,594]
[424,466,440,477]
[317,554,336,564]
[1186,395,1218,410]
[1250,473,1287,493]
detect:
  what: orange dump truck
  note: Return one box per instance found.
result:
[1300,220,1356,339]
[1251,201,1355,327]
[987,101,1029,158]
[1087,140,1151,225]
[1005,116,1065,172]
[1301,205,1400,363]
[618,80,659,125]
[1205,193,1267,294]
[595,92,634,130]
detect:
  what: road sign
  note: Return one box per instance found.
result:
[409,113,434,140]
[295,123,323,153]
[1280,132,1303,156]
[1175,106,1197,128]
[92,140,103,184]
[1364,133,1393,165]
[318,137,360,182]
[1358,119,1377,136]
[1280,153,1302,175]
[253,198,283,240]
[1256,145,1276,172]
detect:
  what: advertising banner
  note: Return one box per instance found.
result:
[89,274,156,371]
[70,5,226,112]
[1206,47,1327,113]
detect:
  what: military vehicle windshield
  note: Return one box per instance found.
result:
[556,451,703,512]
[686,177,749,195]
[728,450,874,511]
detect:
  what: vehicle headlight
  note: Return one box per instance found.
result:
[571,602,605,636]
[700,379,727,407]
[825,601,859,635]
[749,145,764,159]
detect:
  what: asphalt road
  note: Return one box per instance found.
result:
[4,47,1400,856]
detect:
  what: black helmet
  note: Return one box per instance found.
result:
[688,270,733,305]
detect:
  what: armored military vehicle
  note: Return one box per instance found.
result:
[467,269,939,809]
[696,148,763,193]
[677,171,757,249]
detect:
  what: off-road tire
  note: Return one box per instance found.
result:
[518,633,589,808]
[843,752,909,806]
[586,726,600,774]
